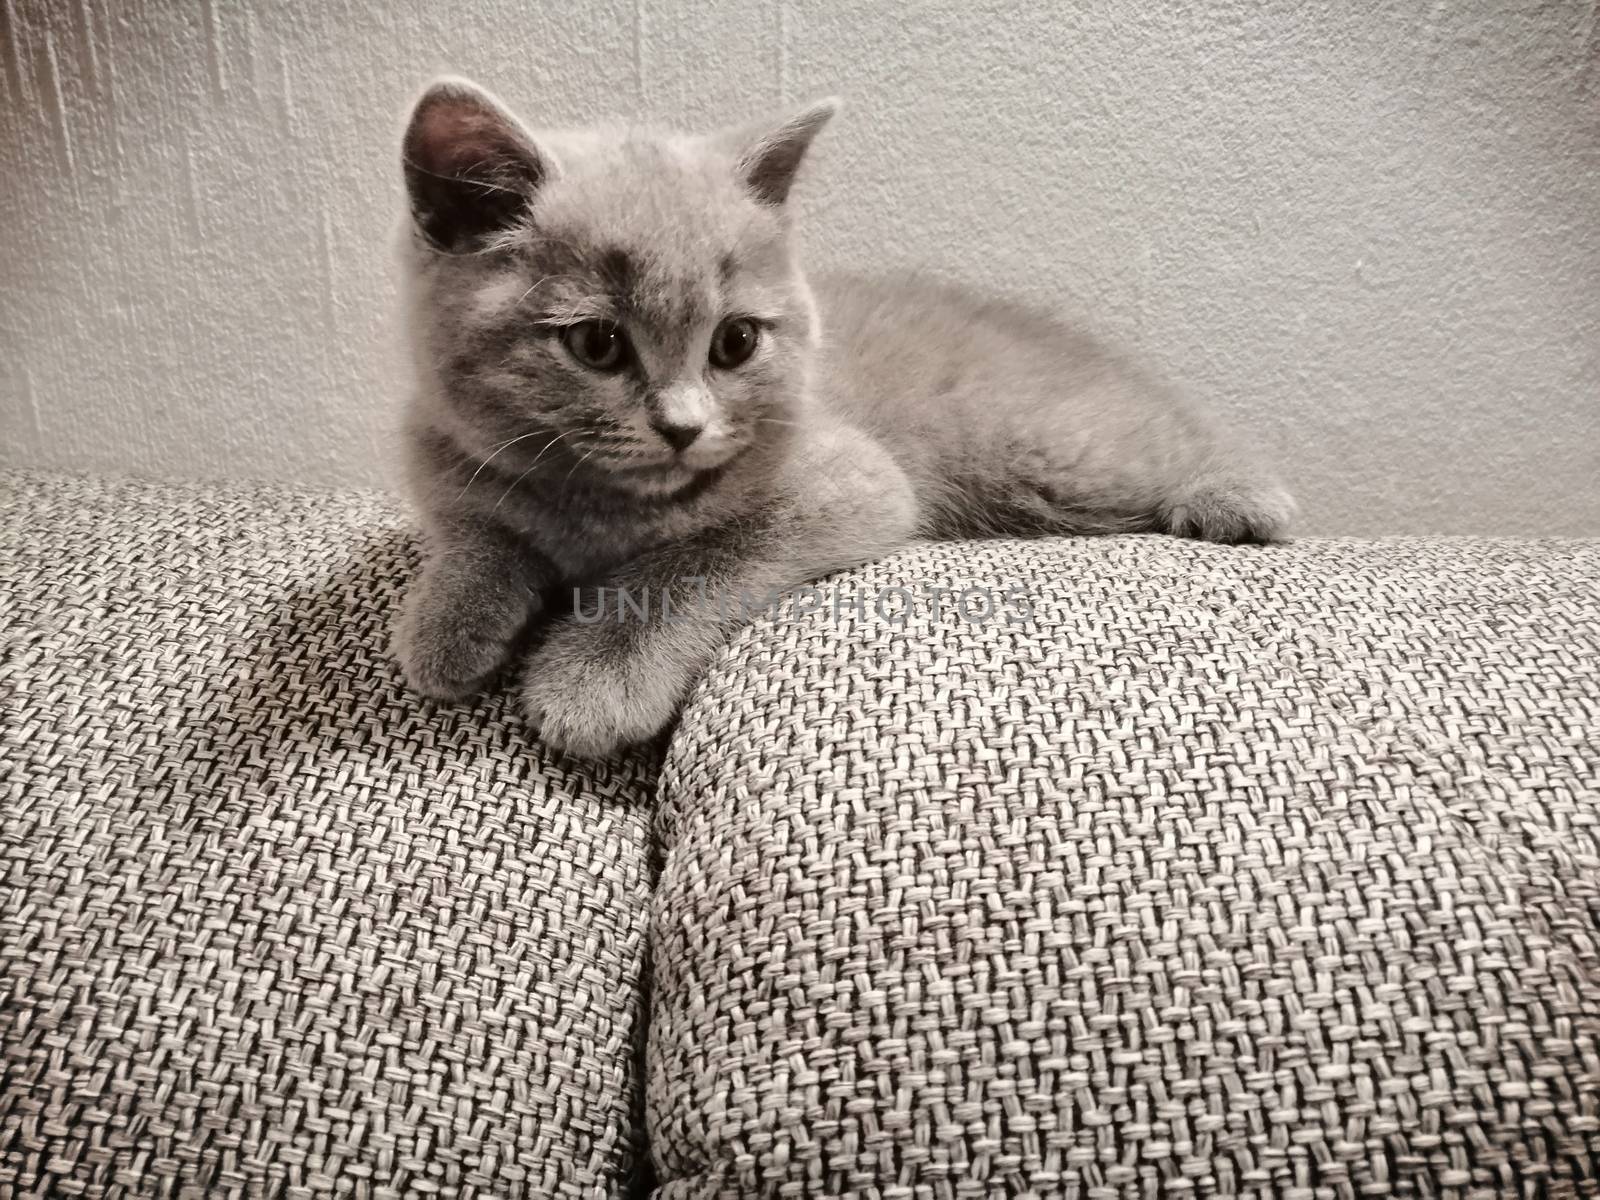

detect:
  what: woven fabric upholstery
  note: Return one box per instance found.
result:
[0,472,658,1199]
[650,535,1600,1197]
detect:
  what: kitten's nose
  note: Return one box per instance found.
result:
[651,419,703,453]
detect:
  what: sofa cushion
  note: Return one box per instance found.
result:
[649,535,1600,1197]
[0,472,659,1199]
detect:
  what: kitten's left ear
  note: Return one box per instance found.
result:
[402,76,553,253]
[720,97,840,206]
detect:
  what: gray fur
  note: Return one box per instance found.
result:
[393,77,1294,758]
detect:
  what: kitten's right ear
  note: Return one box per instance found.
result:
[401,77,551,253]
[718,97,839,207]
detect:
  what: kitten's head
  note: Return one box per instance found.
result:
[400,77,835,498]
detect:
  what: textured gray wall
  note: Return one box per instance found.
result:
[2,0,1596,534]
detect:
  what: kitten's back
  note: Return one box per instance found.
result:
[811,271,1218,538]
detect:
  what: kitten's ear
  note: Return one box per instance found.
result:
[721,97,839,206]
[401,77,552,252]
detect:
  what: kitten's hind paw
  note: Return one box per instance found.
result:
[1161,476,1296,545]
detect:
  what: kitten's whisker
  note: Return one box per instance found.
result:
[558,445,603,506]
[492,427,597,512]
[516,275,554,306]
[515,273,584,306]
[456,429,554,500]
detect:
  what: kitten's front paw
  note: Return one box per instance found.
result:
[1162,476,1297,545]
[520,625,685,759]
[394,584,534,701]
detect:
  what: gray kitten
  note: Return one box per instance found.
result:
[393,77,1294,758]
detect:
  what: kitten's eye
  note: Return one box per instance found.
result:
[561,320,630,373]
[709,317,760,370]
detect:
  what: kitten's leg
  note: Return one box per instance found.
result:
[394,518,551,700]
[1154,455,1297,544]
[1019,410,1294,545]
[950,447,1294,544]
[521,423,917,758]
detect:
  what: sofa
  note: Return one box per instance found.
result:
[3,469,1597,1198]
